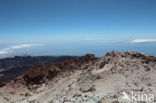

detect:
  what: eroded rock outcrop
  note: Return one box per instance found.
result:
[23,54,95,85]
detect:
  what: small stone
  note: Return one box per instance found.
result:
[145,67,150,71]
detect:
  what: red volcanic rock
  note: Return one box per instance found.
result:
[23,65,49,84]
[23,54,95,85]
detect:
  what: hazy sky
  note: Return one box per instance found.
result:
[0,0,156,43]
[0,0,156,57]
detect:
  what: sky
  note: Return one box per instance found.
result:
[0,0,156,57]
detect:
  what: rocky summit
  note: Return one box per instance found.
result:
[0,51,156,103]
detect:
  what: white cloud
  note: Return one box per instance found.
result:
[131,39,156,43]
[10,44,43,49]
[0,50,10,55]
[0,44,43,55]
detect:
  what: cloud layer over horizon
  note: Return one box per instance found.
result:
[131,39,156,43]
[0,44,43,55]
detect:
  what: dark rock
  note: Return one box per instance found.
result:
[145,67,150,71]
[22,54,96,85]
[99,62,105,69]
[0,56,78,82]
[150,57,156,62]
[0,82,5,87]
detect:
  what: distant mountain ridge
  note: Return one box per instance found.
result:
[0,56,78,82]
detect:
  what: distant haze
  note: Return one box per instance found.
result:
[0,0,156,58]
[0,41,156,58]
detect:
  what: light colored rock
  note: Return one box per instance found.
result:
[0,51,156,103]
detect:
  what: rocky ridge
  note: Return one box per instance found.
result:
[22,54,95,85]
[0,51,156,103]
[0,56,78,82]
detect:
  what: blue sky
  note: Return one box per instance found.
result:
[0,0,156,57]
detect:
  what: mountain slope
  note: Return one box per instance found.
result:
[0,56,78,82]
[0,51,156,103]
